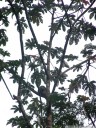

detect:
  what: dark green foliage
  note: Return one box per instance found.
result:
[81,43,96,57]
[28,5,43,26]
[16,17,28,33]
[7,116,32,128]
[89,7,96,20]
[51,92,81,127]
[0,48,10,57]
[82,80,96,96]
[25,38,36,50]
[0,7,9,27]
[82,22,96,41]
[0,29,8,46]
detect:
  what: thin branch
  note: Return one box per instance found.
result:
[52,28,72,93]
[83,101,96,128]
[7,0,25,97]
[63,54,96,74]
[1,73,13,99]
[5,32,31,127]
[52,0,74,39]
[52,1,74,93]
[7,67,40,97]
[73,0,96,26]
[67,0,75,11]
[13,95,32,128]
[21,0,49,80]
[79,63,90,82]
[27,83,39,96]
[52,0,96,93]
[47,9,55,88]
[45,10,55,128]
[61,0,72,28]
[67,63,90,97]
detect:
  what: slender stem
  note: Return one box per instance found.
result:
[7,0,25,97]
[52,0,96,93]
[13,95,32,128]
[46,10,55,128]
[64,54,96,74]
[21,0,49,80]
[73,0,96,26]
[1,73,13,99]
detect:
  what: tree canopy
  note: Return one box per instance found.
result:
[0,0,96,128]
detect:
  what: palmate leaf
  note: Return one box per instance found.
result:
[69,75,87,93]
[81,43,96,57]
[0,59,8,72]
[89,12,94,19]
[28,5,44,26]
[73,64,83,72]
[0,29,8,46]
[81,49,93,57]
[31,68,46,87]
[82,22,96,41]
[89,7,96,20]
[65,54,78,61]
[11,105,20,113]
[8,60,21,67]
[82,81,96,96]
[69,20,96,42]
[27,98,39,113]
[0,48,10,57]
[49,18,66,34]
[0,7,10,27]
[25,38,36,50]
[7,116,31,128]
[77,95,89,102]
[69,25,82,45]
[31,12,43,26]
[15,17,28,33]
[52,95,80,127]
[38,44,49,55]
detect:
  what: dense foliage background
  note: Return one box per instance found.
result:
[0,0,96,127]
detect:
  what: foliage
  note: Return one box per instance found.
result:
[0,0,96,128]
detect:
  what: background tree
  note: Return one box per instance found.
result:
[0,0,96,127]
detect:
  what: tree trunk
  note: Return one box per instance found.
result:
[46,101,52,128]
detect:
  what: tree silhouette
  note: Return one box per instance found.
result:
[0,0,96,127]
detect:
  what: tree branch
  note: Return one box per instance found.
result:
[6,0,25,97]
[6,66,40,97]
[46,10,55,128]
[73,0,96,26]
[51,0,74,39]
[1,73,13,99]
[21,0,49,80]
[61,0,72,28]
[47,10,55,90]
[64,54,96,74]
[52,0,96,93]
[52,1,73,93]
[13,95,32,128]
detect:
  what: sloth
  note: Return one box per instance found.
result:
[38,86,48,99]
